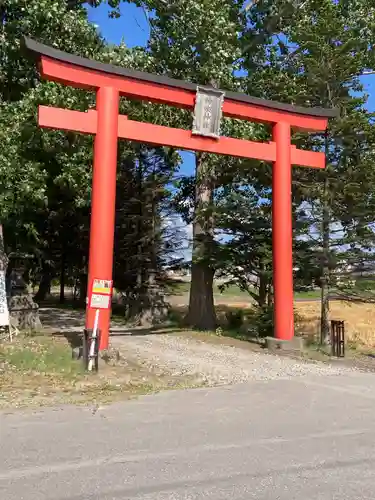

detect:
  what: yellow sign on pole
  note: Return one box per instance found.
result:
[92,279,112,295]
[89,279,113,309]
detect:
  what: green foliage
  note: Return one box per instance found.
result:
[250,305,274,338]
[0,0,183,318]
[0,0,102,228]
[114,145,183,313]
[225,308,246,330]
[0,0,102,102]
[215,185,273,306]
[242,0,375,343]
[2,0,375,337]
[1,335,83,376]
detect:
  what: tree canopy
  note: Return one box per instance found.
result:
[1,0,375,339]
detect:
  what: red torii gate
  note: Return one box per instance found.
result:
[24,37,337,351]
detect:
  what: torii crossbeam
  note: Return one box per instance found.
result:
[24,37,337,351]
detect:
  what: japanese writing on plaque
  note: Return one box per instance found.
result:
[192,86,225,139]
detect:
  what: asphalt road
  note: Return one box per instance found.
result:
[2,372,375,500]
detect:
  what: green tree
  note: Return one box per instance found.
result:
[126,0,250,330]
[114,143,182,324]
[0,1,172,310]
[0,0,105,289]
[244,0,375,343]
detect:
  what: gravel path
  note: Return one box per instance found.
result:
[39,307,356,387]
[111,333,354,386]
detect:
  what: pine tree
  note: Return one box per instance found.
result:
[114,143,182,324]
[130,0,248,330]
[244,0,375,343]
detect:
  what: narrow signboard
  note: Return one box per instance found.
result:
[89,278,113,310]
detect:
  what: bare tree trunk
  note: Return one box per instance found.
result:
[78,271,87,305]
[185,153,216,330]
[59,248,66,304]
[258,261,268,307]
[137,161,166,326]
[34,264,52,303]
[128,154,147,322]
[136,158,145,320]
[0,225,9,312]
[320,161,331,345]
[267,288,273,307]
[0,224,8,275]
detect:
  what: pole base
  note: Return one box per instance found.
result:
[83,328,101,372]
[265,336,304,354]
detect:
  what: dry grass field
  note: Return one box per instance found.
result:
[149,281,375,348]
[53,285,375,348]
[169,298,375,349]
[295,300,375,348]
[169,301,375,348]
[168,282,375,347]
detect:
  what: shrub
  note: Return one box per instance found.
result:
[225,308,245,329]
[249,305,304,339]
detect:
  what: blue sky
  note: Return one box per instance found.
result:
[87,2,375,260]
[88,2,375,109]
[88,3,149,47]
[88,3,197,179]
[87,1,375,178]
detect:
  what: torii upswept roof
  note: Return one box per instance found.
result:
[23,37,338,120]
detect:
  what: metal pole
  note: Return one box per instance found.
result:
[85,87,119,351]
[272,121,294,341]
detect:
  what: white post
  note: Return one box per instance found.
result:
[88,309,100,371]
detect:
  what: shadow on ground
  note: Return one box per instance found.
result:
[39,306,176,350]
[111,326,177,337]
[39,307,84,330]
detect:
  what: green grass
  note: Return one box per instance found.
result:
[0,334,127,409]
[1,335,84,377]
[168,280,321,300]
[167,281,251,297]
[167,281,250,296]
[0,332,209,409]
[294,289,321,299]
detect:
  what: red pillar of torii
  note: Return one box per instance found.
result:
[24,38,337,351]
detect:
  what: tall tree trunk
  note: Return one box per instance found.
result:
[59,248,66,304]
[185,153,216,330]
[258,277,268,307]
[0,224,7,274]
[139,162,163,325]
[0,225,9,307]
[136,157,144,318]
[129,154,146,322]
[320,164,331,345]
[78,270,87,305]
[267,287,273,307]
[34,264,52,302]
